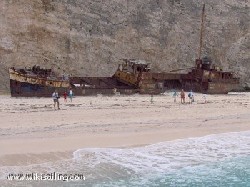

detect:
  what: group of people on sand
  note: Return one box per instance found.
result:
[52,89,206,109]
[52,89,73,110]
[173,89,195,104]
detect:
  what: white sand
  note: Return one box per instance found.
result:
[0,92,250,165]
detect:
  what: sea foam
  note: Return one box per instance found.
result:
[73,131,250,173]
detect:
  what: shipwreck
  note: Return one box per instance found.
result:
[9,56,240,97]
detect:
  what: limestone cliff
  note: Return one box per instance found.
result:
[0,0,249,92]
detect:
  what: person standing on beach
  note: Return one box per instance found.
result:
[180,89,185,104]
[63,91,67,102]
[188,90,194,104]
[202,94,207,103]
[173,90,178,103]
[69,89,73,102]
[52,90,60,110]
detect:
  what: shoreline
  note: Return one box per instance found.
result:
[1,129,250,167]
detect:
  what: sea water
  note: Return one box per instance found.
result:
[1,131,250,187]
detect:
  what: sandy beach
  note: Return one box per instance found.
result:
[0,92,249,167]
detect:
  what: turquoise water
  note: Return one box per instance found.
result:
[1,131,250,186]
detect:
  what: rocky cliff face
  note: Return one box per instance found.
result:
[0,0,249,92]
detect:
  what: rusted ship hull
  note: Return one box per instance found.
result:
[10,80,69,97]
[9,76,239,97]
[179,81,240,94]
[10,80,137,97]
[112,61,240,95]
[9,68,138,97]
[206,82,240,94]
[69,77,138,96]
[145,77,239,95]
[9,67,70,97]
